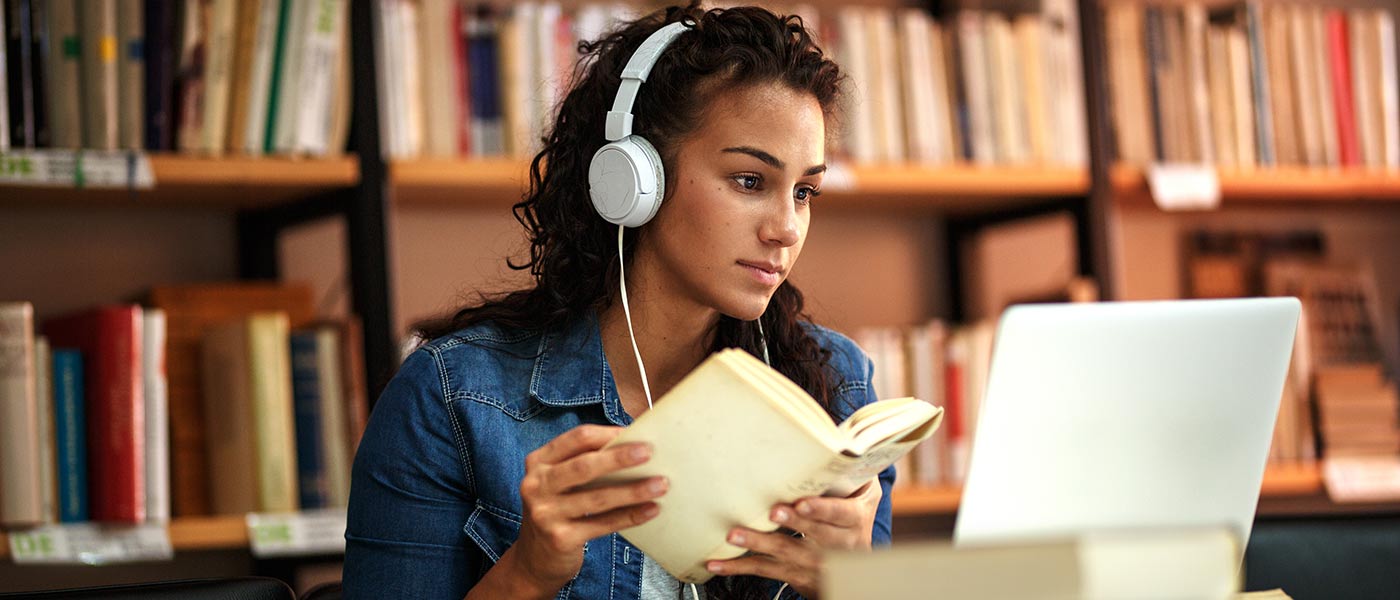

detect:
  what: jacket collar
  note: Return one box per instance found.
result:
[527,311,632,425]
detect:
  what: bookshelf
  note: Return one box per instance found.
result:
[0,462,1349,562]
[0,155,360,208]
[1111,164,1400,206]
[389,159,1090,211]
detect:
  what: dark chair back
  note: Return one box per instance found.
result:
[1245,517,1400,600]
[0,577,294,600]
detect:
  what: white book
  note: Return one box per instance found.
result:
[35,337,56,523]
[596,349,942,583]
[272,0,310,154]
[908,322,947,486]
[959,11,996,165]
[1288,6,1322,168]
[117,0,144,150]
[0,303,41,527]
[1184,4,1215,164]
[291,0,345,155]
[1014,15,1049,164]
[1206,27,1237,166]
[1227,27,1258,167]
[837,8,875,163]
[1042,0,1089,167]
[985,13,1025,165]
[501,3,535,158]
[1377,9,1400,169]
[533,2,563,156]
[420,0,460,157]
[869,9,905,163]
[897,11,942,164]
[0,5,8,151]
[372,0,404,158]
[1351,10,1382,169]
[925,19,954,164]
[46,0,83,149]
[1311,8,1339,169]
[243,0,283,155]
[143,309,170,523]
[202,0,238,154]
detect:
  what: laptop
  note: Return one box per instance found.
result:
[953,297,1301,554]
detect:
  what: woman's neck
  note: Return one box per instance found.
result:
[598,285,719,416]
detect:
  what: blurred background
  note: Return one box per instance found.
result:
[4,0,1400,597]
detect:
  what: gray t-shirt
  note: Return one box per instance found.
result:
[640,554,707,599]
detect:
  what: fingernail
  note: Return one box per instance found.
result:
[708,562,724,574]
[630,445,650,462]
[643,504,660,518]
[648,477,667,494]
[772,508,790,523]
[797,502,812,516]
[729,531,746,545]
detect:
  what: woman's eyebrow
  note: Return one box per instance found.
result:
[722,146,826,176]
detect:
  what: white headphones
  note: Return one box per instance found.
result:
[587,21,692,228]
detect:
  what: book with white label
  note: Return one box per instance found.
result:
[596,348,943,584]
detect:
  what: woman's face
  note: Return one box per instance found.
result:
[636,82,826,321]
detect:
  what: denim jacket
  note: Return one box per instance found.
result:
[342,312,895,599]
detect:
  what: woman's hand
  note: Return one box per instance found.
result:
[497,425,668,597]
[704,478,883,599]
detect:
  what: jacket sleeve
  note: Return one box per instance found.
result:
[343,349,485,599]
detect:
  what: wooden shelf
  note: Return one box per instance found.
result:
[388,159,1090,212]
[891,462,1332,518]
[1112,164,1400,207]
[2,154,360,208]
[0,515,249,561]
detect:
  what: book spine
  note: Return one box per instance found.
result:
[116,0,142,150]
[143,0,175,151]
[142,309,169,523]
[35,336,56,522]
[46,0,81,149]
[290,332,328,509]
[80,0,118,150]
[52,348,88,522]
[1328,10,1361,168]
[243,0,281,155]
[174,0,203,153]
[1246,2,1274,166]
[467,8,502,157]
[262,0,292,154]
[6,0,36,147]
[249,314,298,512]
[291,0,344,155]
[0,4,10,151]
[1379,10,1400,169]
[0,302,42,526]
[96,306,146,523]
[28,0,48,148]
[224,0,260,154]
[452,2,471,157]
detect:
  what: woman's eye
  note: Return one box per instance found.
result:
[795,187,822,205]
[733,175,761,191]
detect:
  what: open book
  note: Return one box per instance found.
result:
[596,348,943,583]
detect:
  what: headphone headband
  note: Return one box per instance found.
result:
[605,21,692,141]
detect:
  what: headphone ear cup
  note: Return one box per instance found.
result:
[588,136,666,227]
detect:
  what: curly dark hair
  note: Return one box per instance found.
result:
[415,5,846,597]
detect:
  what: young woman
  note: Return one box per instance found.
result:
[343,5,894,599]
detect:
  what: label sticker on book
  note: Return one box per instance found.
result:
[1147,164,1221,211]
[0,150,155,189]
[1323,456,1400,503]
[246,509,347,558]
[7,523,173,565]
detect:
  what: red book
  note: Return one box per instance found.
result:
[1328,10,1362,167]
[44,305,146,523]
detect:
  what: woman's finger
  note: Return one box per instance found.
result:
[545,443,651,492]
[573,501,662,541]
[791,496,864,528]
[527,425,624,466]
[559,476,668,518]
[725,528,815,565]
[769,504,848,545]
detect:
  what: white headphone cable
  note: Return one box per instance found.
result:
[619,225,655,410]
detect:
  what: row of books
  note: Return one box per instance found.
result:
[853,320,996,489]
[1105,1,1400,170]
[373,0,1089,168]
[0,0,350,156]
[0,284,368,528]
